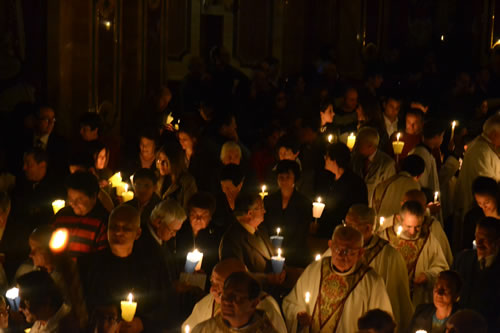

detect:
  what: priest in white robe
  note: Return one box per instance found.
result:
[283,225,392,333]
[378,200,449,307]
[323,204,413,332]
[183,258,287,333]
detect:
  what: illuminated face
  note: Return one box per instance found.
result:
[107,219,141,251]
[433,278,455,308]
[37,108,55,136]
[95,148,108,170]
[329,237,363,272]
[29,238,51,270]
[399,212,423,240]
[405,114,423,135]
[139,137,155,159]
[247,199,265,227]
[189,207,212,233]
[320,104,335,124]
[384,99,401,120]
[156,152,170,176]
[178,132,194,152]
[475,194,498,217]
[277,170,295,191]
[67,188,96,216]
[475,226,499,259]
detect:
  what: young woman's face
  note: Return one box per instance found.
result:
[156,152,170,176]
[475,194,498,217]
[95,148,108,170]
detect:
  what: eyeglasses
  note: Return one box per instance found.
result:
[331,246,361,258]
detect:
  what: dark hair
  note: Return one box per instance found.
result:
[224,271,261,301]
[157,145,187,181]
[66,171,100,198]
[472,176,499,202]
[276,135,300,154]
[234,192,260,218]
[406,108,424,120]
[422,119,446,139]
[220,164,244,187]
[0,192,10,213]
[447,310,487,333]
[477,217,500,240]
[319,100,334,114]
[68,152,93,170]
[325,142,351,169]
[400,200,425,218]
[178,114,204,141]
[276,160,301,181]
[358,309,395,333]
[138,129,158,145]
[80,112,102,132]
[17,270,63,314]
[24,147,49,165]
[187,192,216,215]
[133,168,158,185]
[401,155,425,177]
[437,270,463,300]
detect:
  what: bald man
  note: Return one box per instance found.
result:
[182,259,287,333]
[283,225,392,333]
[323,205,413,332]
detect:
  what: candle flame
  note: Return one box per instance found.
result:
[185,325,190,333]
[261,185,266,192]
[349,132,355,137]
[127,293,133,303]
[379,217,385,226]
[315,254,321,261]
[416,330,428,333]
[277,248,282,258]
[397,225,403,237]
[316,197,322,204]
[124,183,129,192]
[49,228,69,252]
[452,120,457,129]
[396,132,401,141]
[305,291,311,304]
[5,287,19,299]
[434,191,439,202]
[277,227,281,235]
[328,134,333,143]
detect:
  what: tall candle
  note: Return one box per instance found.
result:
[52,200,65,214]
[259,185,269,200]
[109,172,122,187]
[346,133,356,150]
[120,293,137,322]
[270,227,284,248]
[305,291,311,313]
[451,120,457,139]
[312,197,325,218]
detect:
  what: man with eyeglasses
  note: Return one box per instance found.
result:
[322,205,413,332]
[183,258,287,332]
[191,271,280,332]
[283,225,392,333]
[378,200,448,308]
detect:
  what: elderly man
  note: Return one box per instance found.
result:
[351,127,396,205]
[323,205,413,331]
[283,225,392,333]
[183,258,287,332]
[82,204,169,333]
[378,201,448,307]
[192,272,279,332]
[372,154,424,219]
[454,112,500,248]
[453,217,500,332]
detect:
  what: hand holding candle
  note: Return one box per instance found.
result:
[312,197,325,219]
[434,191,439,203]
[271,248,285,273]
[121,184,134,202]
[270,227,284,248]
[259,185,269,200]
[392,132,405,155]
[185,249,203,273]
[121,293,137,322]
[346,132,356,150]
[52,200,65,214]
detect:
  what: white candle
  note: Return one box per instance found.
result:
[315,254,321,261]
[392,132,405,154]
[120,293,137,322]
[434,191,439,203]
[52,200,65,214]
[186,249,204,272]
[49,228,69,252]
[312,197,326,218]
[109,172,122,187]
[379,217,385,227]
[276,227,281,236]
[259,185,269,200]
[5,287,18,300]
[346,133,356,150]
[397,225,403,237]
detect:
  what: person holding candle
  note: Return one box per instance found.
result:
[389,108,424,161]
[127,168,161,227]
[407,270,462,333]
[283,225,392,333]
[378,201,449,307]
[351,127,396,206]
[17,270,78,332]
[263,160,312,267]
[183,259,287,333]
[323,204,414,331]
[191,272,280,332]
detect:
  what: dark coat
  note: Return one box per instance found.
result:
[407,303,458,333]
[219,222,275,273]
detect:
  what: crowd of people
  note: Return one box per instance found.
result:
[0,52,499,333]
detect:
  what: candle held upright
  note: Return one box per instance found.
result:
[120,293,137,322]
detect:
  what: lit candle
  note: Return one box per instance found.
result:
[120,293,137,322]
[51,200,65,214]
[109,172,122,187]
[270,227,284,248]
[440,34,444,41]
[49,228,69,253]
[416,330,428,333]
[185,249,204,273]
[259,185,269,200]
[165,112,174,126]
[184,325,190,333]
[174,119,180,131]
[327,134,333,143]
[116,182,128,196]
[104,20,111,30]
[346,132,356,150]
[434,191,439,203]
[271,248,285,273]
[379,217,385,227]
[121,184,135,202]
[451,120,457,140]
[312,197,326,218]
[392,132,405,155]
[304,291,311,304]
[5,287,20,312]
[315,254,321,261]
[397,225,403,237]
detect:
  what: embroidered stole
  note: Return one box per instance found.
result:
[310,258,371,332]
[362,237,387,267]
[386,227,429,296]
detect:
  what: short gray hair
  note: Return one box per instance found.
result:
[347,204,376,227]
[357,127,380,147]
[220,141,242,161]
[332,225,364,247]
[150,199,187,226]
[483,111,500,137]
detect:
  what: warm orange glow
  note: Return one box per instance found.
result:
[49,228,69,252]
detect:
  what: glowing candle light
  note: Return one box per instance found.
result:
[185,325,190,333]
[259,185,269,200]
[305,292,311,304]
[165,112,174,126]
[5,287,18,300]
[450,120,458,140]
[315,254,321,261]
[327,134,333,143]
[434,191,439,203]
[416,330,428,333]
[397,225,403,237]
[174,119,180,131]
[312,197,325,219]
[392,132,405,155]
[120,293,137,322]
[379,217,385,227]
[277,227,281,236]
[109,172,122,187]
[185,249,204,273]
[52,200,65,214]
[347,133,356,150]
[121,184,135,202]
[116,182,128,196]
[271,248,285,273]
[271,227,284,248]
[49,228,69,252]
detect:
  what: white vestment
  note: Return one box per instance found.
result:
[378,223,449,307]
[283,259,392,333]
[323,235,414,332]
[182,292,287,333]
[409,145,440,193]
